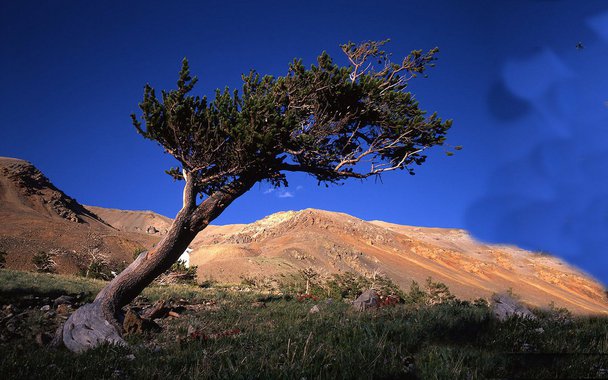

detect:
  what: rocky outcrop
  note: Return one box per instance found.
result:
[491,293,536,321]
[0,157,157,274]
[0,158,107,224]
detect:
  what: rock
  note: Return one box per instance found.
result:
[353,289,379,311]
[44,311,56,318]
[309,305,320,314]
[5,320,17,333]
[534,327,545,334]
[56,304,72,315]
[40,305,51,312]
[125,354,136,361]
[53,295,75,308]
[35,332,52,346]
[251,301,266,308]
[49,324,64,348]
[4,304,17,314]
[111,369,126,379]
[491,293,536,321]
[187,325,197,336]
[146,226,159,234]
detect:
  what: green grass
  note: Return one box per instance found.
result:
[1,269,608,379]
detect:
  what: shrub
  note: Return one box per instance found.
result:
[0,250,6,269]
[132,247,147,260]
[327,272,372,300]
[326,271,404,301]
[240,275,258,287]
[72,248,113,280]
[404,280,428,305]
[473,297,489,308]
[156,260,198,285]
[32,250,57,273]
[426,277,455,305]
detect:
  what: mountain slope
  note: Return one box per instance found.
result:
[1,157,605,314]
[85,205,173,236]
[0,157,158,272]
[190,209,608,314]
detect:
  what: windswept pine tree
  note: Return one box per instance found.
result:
[61,40,453,351]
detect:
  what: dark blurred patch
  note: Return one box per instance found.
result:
[487,80,532,122]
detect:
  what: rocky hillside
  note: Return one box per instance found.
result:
[0,157,158,273]
[85,205,173,236]
[1,156,606,315]
[190,209,608,315]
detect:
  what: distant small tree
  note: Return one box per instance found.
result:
[0,250,6,269]
[404,280,428,305]
[32,250,57,273]
[300,267,319,294]
[425,277,455,305]
[81,248,112,280]
[156,260,198,285]
[63,39,453,352]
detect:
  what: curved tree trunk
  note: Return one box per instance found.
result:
[62,173,255,352]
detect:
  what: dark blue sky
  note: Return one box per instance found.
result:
[2,1,608,283]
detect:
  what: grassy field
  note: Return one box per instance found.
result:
[1,269,608,379]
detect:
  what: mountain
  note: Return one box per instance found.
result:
[189,209,608,314]
[0,157,158,272]
[1,156,606,314]
[85,205,173,236]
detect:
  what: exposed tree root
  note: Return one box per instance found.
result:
[62,302,125,353]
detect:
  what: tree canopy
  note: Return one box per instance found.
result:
[131,40,452,197]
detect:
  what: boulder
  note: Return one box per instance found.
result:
[353,289,379,311]
[491,293,535,321]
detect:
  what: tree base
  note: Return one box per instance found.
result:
[62,302,126,353]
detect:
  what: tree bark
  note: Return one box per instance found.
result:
[62,173,256,352]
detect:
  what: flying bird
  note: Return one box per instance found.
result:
[576,42,584,50]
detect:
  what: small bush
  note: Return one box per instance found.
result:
[0,250,6,269]
[426,277,455,305]
[157,260,198,285]
[404,280,428,305]
[326,271,404,301]
[240,275,258,287]
[32,250,57,273]
[132,247,147,260]
[73,248,113,280]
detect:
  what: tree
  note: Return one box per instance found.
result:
[32,250,58,273]
[60,40,452,352]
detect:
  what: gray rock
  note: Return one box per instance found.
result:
[53,295,75,308]
[44,311,56,318]
[353,289,379,311]
[309,305,320,314]
[40,305,51,311]
[491,293,535,321]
